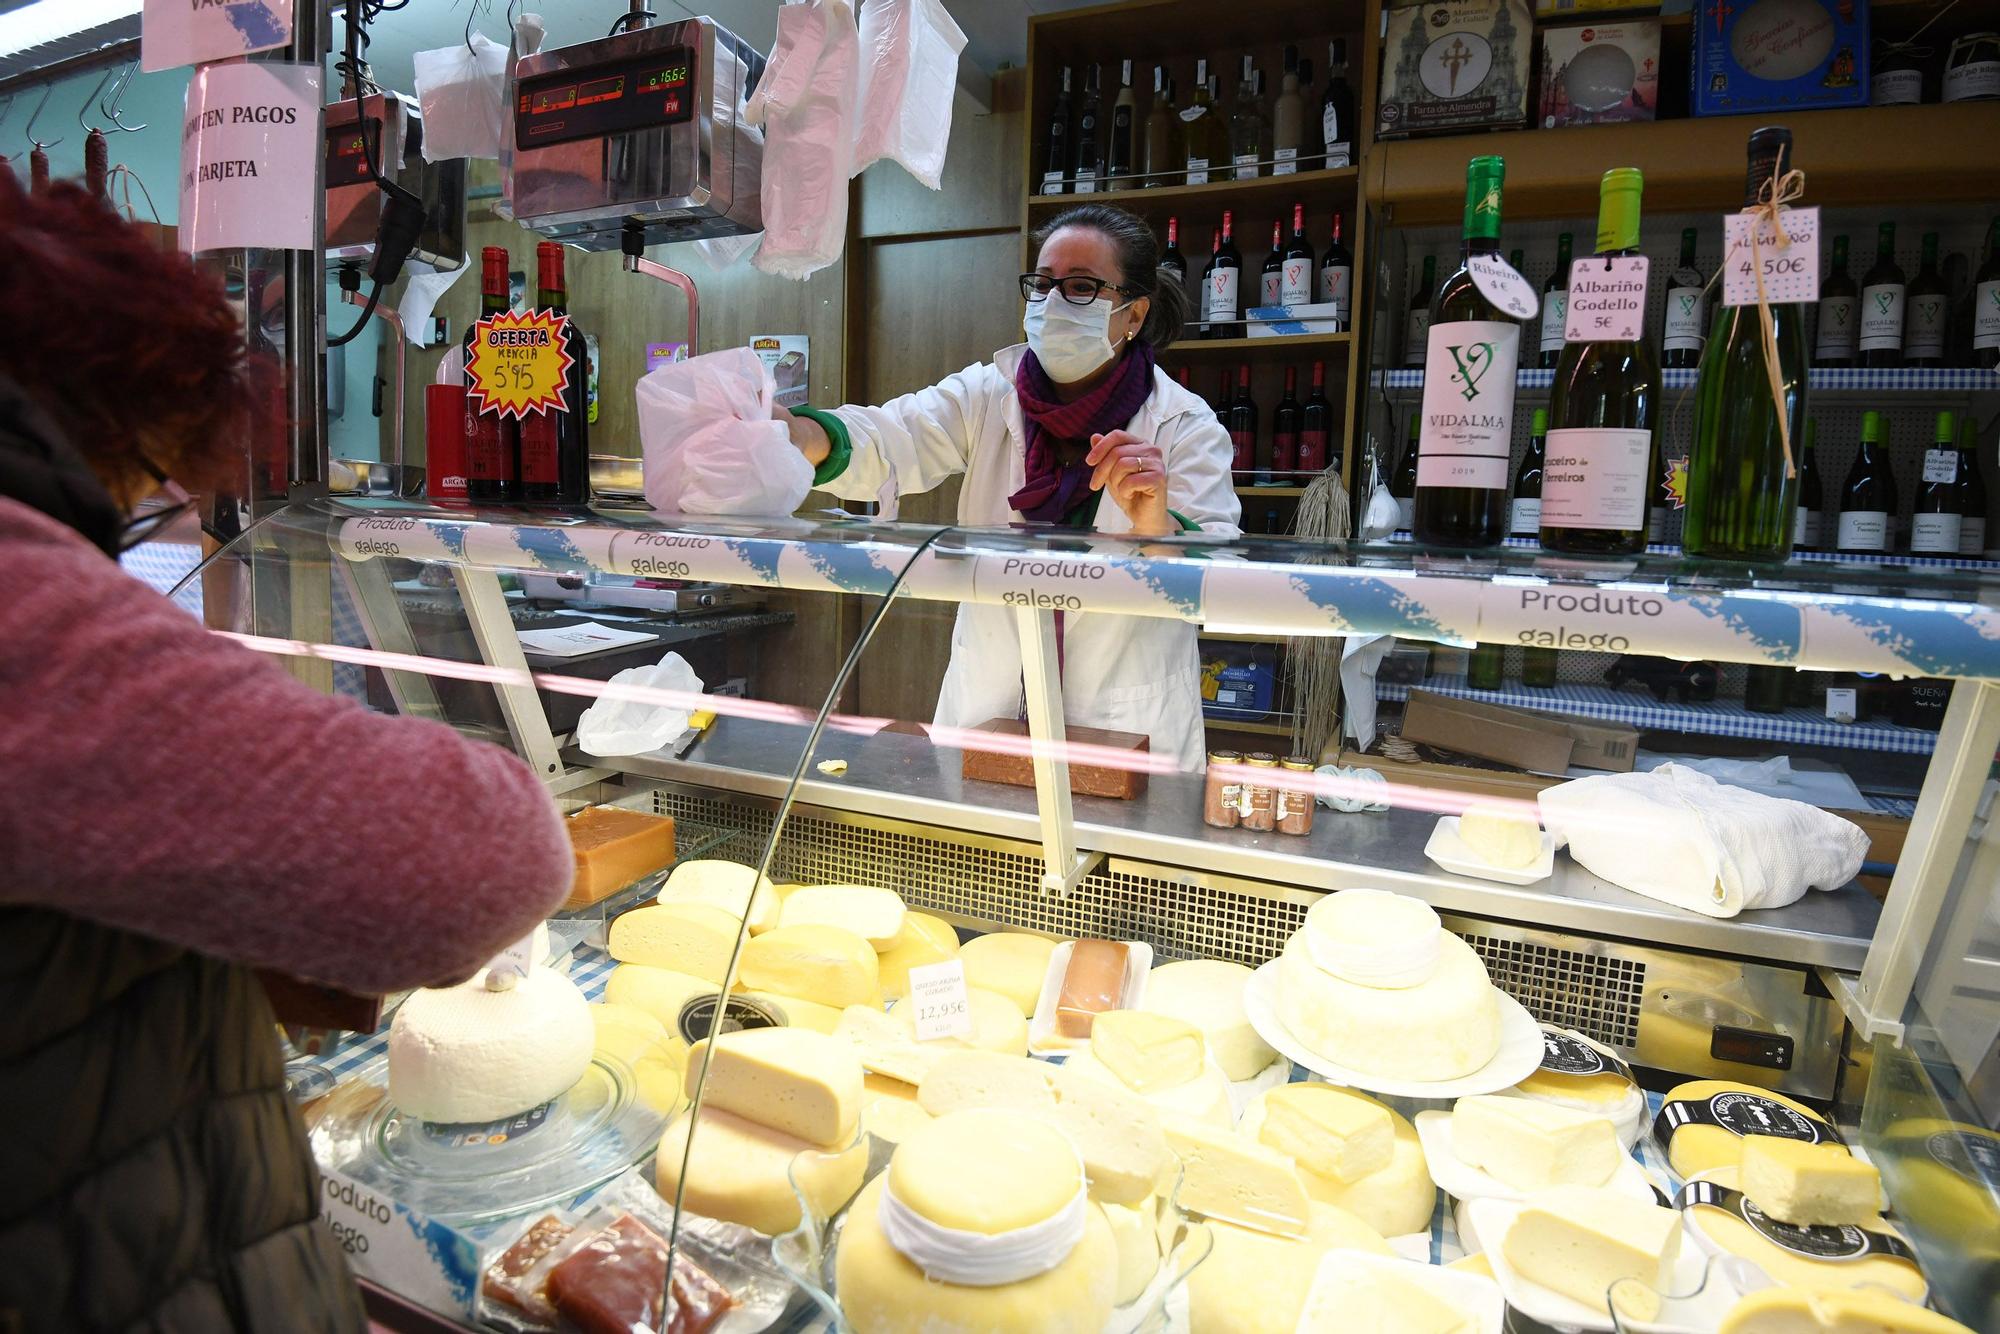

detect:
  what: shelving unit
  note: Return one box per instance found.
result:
[1234,485,1307,497]
[1374,367,2000,394]
[1165,332,1350,356]
[1026,164,1359,214]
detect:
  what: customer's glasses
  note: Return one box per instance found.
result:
[1020,273,1131,305]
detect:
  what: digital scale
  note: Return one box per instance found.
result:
[323,93,466,272]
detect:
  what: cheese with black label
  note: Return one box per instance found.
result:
[1740,1136,1881,1226]
[1656,1080,1842,1178]
[1719,1285,1976,1333]
[387,968,595,1124]
[1502,1186,1682,1322]
[1681,1175,1926,1302]
[1506,1027,1644,1135]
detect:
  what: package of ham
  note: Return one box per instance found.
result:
[1026,937,1153,1055]
[497,1211,735,1334]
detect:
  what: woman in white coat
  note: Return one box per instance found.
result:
[779,203,1241,772]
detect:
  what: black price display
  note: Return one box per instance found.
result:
[515,45,697,148]
[323,118,381,184]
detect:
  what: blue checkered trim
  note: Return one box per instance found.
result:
[1377,367,1999,393]
[1377,534,2000,573]
[120,541,204,616]
[1379,674,1939,755]
[1867,794,1919,819]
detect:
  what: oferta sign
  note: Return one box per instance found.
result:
[466,309,576,420]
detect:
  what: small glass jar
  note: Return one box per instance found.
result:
[1468,642,1505,690]
[1944,32,2000,102]
[1203,750,1244,828]
[1744,665,1790,714]
[1276,756,1317,836]
[1240,752,1280,832]
[1521,646,1558,688]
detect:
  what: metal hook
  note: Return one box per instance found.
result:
[78,66,115,132]
[465,0,486,53]
[102,62,148,133]
[24,81,62,150]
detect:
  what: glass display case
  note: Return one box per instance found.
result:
[177,496,1999,1331]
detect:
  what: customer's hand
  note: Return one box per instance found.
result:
[1087,430,1173,536]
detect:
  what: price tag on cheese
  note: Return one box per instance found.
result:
[489,930,538,980]
[466,308,576,419]
[905,959,975,1041]
[1564,255,1649,344]
[1467,253,1540,321]
[1722,205,1819,309]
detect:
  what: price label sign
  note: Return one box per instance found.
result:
[1723,206,1819,309]
[1467,253,1540,322]
[466,308,575,419]
[905,959,974,1041]
[1563,255,1649,344]
[488,930,538,980]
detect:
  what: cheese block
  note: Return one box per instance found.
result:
[565,805,677,908]
[654,1105,867,1236]
[683,1027,862,1149]
[1451,1094,1622,1191]
[1682,1172,1926,1302]
[1502,1185,1682,1322]
[388,968,594,1124]
[1060,1049,1233,1126]
[876,912,960,1000]
[1089,1010,1205,1094]
[1458,803,1542,870]
[916,1050,1056,1117]
[1240,1085,1438,1237]
[1297,1260,1481,1333]
[740,924,880,1009]
[961,933,1061,1017]
[601,964,715,1033]
[1719,1286,1976,1334]
[744,990,844,1034]
[1163,1113,1313,1237]
[1187,1209,1390,1334]
[1656,1080,1842,1178]
[834,1005,951,1086]
[1740,1136,1882,1226]
[861,1089,934,1145]
[1257,1082,1395,1184]
[1101,1200,1161,1306]
[659,858,779,933]
[1447,1252,1495,1279]
[1140,958,1278,1081]
[607,903,744,982]
[779,884,909,949]
[1040,1062,1172,1205]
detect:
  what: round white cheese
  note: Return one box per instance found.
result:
[387,967,593,1124]
[1139,958,1277,1081]
[1276,928,1500,1082]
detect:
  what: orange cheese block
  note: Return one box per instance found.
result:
[565,807,677,908]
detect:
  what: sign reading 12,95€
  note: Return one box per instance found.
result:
[467,310,576,419]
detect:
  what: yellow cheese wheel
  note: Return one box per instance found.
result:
[654,1105,867,1236]
[888,1109,1081,1233]
[1686,1171,1927,1303]
[589,1002,669,1064]
[960,932,1060,1017]
[1657,1080,1840,1178]
[1719,1285,1976,1333]
[876,912,961,1000]
[740,924,880,1009]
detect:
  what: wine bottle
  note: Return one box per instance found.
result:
[1318,210,1352,327]
[1912,410,1963,554]
[1682,128,1810,562]
[1041,66,1073,194]
[1509,248,1525,274]
[1321,37,1355,169]
[1662,227,1708,370]
[1467,642,1503,689]
[1837,410,1896,554]
[1539,168,1660,557]
[1795,417,1824,551]
[1538,232,1573,369]
[1393,410,1419,534]
[1230,56,1262,180]
[1522,647,1557,687]
[1142,66,1176,188]
[1413,155,1519,550]
[1815,235,1858,367]
[1859,222,1906,367]
[1107,60,1137,191]
[1160,216,1186,286]
[1404,254,1435,366]
[1280,204,1314,307]
[465,245,519,504]
[1272,367,1301,480]
[1214,368,1230,422]
[1261,219,1284,309]
[518,241,589,504]
[1074,65,1102,193]
[1958,413,1988,555]
[1297,57,1320,166]
[1197,227,1220,337]
[1272,46,1304,175]
[1975,215,2000,370]
[1904,232,1950,366]
[1299,360,1331,475]
[1227,364,1258,477]
[1181,60,1220,185]
[1209,210,1243,337]
[1511,406,1548,539]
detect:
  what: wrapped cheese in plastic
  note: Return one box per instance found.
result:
[412,33,509,161]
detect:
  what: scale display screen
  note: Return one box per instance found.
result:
[324,118,382,185]
[515,46,696,148]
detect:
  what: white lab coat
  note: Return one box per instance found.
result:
[826,343,1242,771]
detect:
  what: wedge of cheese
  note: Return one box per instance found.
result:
[875,912,960,1000]
[659,859,779,933]
[1502,1186,1681,1322]
[1140,958,1277,1081]
[1657,1080,1839,1178]
[860,1088,933,1146]
[916,1049,1056,1117]
[1187,1208,1390,1334]
[778,884,908,949]
[1163,1113,1312,1238]
[684,1026,863,1149]
[1241,1085,1438,1238]
[1039,1062,1171,1205]
[1090,1010,1206,1094]
[833,1005,950,1086]
[1719,1286,1977,1333]
[1452,1094,1622,1191]
[960,932,1060,1017]
[1258,1082,1395,1184]
[1739,1136,1881,1226]
[601,964,714,1032]
[739,924,879,1009]
[655,1105,867,1236]
[606,903,744,981]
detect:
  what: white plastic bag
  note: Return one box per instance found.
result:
[852,0,967,189]
[412,32,509,162]
[638,347,814,516]
[574,652,705,758]
[745,0,858,280]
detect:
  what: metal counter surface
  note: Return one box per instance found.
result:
[596,716,1881,972]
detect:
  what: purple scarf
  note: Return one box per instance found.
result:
[1009,341,1157,523]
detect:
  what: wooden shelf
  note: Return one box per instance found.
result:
[1234,485,1308,497]
[1369,103,2000,225]
[1203,717,1296,737]
[1199,630,1287,644]
[1028,166,1359,215]
[1164,332,1351,356]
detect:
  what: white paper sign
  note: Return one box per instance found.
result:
[1467,254,1540,321]
[143,0,293,71]
[1723,206,1819,309]
[1564,255,1650,344]
[179,61,322,254]
[1824,686,1858,723]
[319,1170,480,1317]
[905,960,975,1041]
[515,621,657,658]
[489,930,539,979]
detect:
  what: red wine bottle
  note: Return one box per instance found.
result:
[1299,360,1331,475]
[1227,363,1257,475]
[464,245,519,503]
[1271,365,1301,478]
[518,241,590,504]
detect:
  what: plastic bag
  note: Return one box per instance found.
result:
[638,347,813,516]
[574,652,704,758]
[745,0,858,280]
[412,32,509,162]
[852,0,968,189]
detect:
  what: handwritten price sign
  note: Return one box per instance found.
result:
[905,959,974,1041]
[1723,206,1819,309]
[466,309,575,419]
[1467,253,1540,321]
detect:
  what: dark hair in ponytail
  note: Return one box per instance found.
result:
[1030,202,1189,348]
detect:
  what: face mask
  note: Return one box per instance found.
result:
[1023,294,1132,383]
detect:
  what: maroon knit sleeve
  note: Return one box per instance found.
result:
[0,500,575,994]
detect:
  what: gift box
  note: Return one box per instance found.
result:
[1378,0,1534,138]
[1690,0,1869,117]
[1540,20,1662,126]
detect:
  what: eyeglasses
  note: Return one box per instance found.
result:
[120,454,230,552]
[1020,273,1133,305]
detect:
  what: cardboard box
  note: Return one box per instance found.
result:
[1398,689,1639,775]
[1690,0,1868,118]
[1378,0,1534,138]
[1246,302,1344,337]
[1539,20,1662,127]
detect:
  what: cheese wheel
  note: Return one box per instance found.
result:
[1140,958,1278,1081]
[1257,1082,1395,1184]
[601,964,716,1033]
[1061,1049,1233,1126]
[1187,1208,1390,1334]
[917,1050,1055,1117]
[683,1027,863,1148]
[1101,1200,1161,1306]
[658,859,779,933]
[607,903,744,981]
[1276,927,1501,1082]
[876,912,961,1000]
[861,1088,934,1146]
[779,884,909,949]
[1656,1079,1841,1178]
[588,1003,687,1114]
[740,924,880,1008]
[1719,1285,1976,1333]
[890,1109,1081,1233]
[961,933,1060,1017]
[1240,1084,1438,1238]
[588,1001,669,1064]
[1685,1169,1927,1302]
[743,990,846,1034]
[654,1105,867,1236]
[1091,1010,1206,1093]
[387,968,594,1124]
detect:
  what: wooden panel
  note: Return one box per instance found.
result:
[857,71,1026,238]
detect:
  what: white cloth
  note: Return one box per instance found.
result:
[824,344,1241,772]
[574,651,705,758]
[637,347,814,516]
[412,32,509,161]
[1538,762,1869,919]
[852,0,967,189]
[745,0,858,280]
[1340,634,1393,746]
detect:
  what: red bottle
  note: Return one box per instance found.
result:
[1298,359,1331,475]
[1226,364,1257,474]
[464,245,518,503]
[1271,365,1301,476]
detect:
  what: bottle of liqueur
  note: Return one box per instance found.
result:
[1159,216,1186,286]
[1073,64,1102,193]
[1107,60,1138,191]
[1662,227,1708,370]
[1206,210,1243,338]
[1859,221,1907,367]
[1321,38,1355,169]
[1280,204,1315,308]
[1299,360,1332,475]
[1467,642,1504,689]
[1227,364,1259,477]
[1912,410,1963,554]
[1837,410,1897,554]
[1958,414,1988,555]
[1230,56,1263,180]
[1413,155,1519,550]
[1509,247,1525,274]
[1903,232,1950,367]
[1404,255,1435,366]
[1271,367,1302,479]
[1682,128,1810,562]
[1815,235,1858,367]
[1511,407,1548,539]
[1182,60,1221,185]
[1392,410,1419,534]
[1261,219,1285,308]
[518,241,589,504]
[465,244,519,504]
[1976,215,2000,370]
[1539,168,1659,557]
[1142,67,1177,187]
[1318,211,1353,329]
[1271,46,1305,175]
[1538,232,1573,370]
[1794,417,1825,552]
[1041,66,1073,194]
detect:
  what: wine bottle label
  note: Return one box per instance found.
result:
[1805,510,1824,547]
[1976,280,2000,350]
[1074,169,1097,194]
[1298,430,1328,471]
[1859,283,1906,350]
[1647,507,1666,543]
[1923,449,1961,485]
[1417,320,1521,492]
[1273,148,1298,176]
[1539,293,1568,354]
[1261,271,1282,307]
[1664,284,1708,351]
[1541,427,1654,532]
[1319,264,1352,317]
[1794,506,1807,546]
[1873,68,1924,104]
[1396,496,1416,532]
[1324,141,1351,169]
[1906,294,1949,357]
[1912,512,1962,553]
[1040,171,1065,195]
[1510,497,1541,536]
[1564,256,1649,345]
[1185,157,1209,185]
[1816,296,1858,359]
[1209,267,1240,320]
[1405,311,1431,363]
[1838,511,1890,551]
[1281,259,1313,307]
[519,419,560,485]
[1945,58,2000,102]
[1232,153,1260,179]
[1961,517,1987,556]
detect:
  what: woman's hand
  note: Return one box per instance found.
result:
[775,401,830,466]
[1087,430,1173,536]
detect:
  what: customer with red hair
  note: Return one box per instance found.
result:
[0,177,574,1328]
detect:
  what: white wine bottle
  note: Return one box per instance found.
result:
[1912,410,1963,554]
[1837,410,1897,554]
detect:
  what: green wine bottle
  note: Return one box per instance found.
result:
[1539,168,1659,557]
[1413,155,1520,549]
[1911,410,1963,555]
[1681,127,1808,562]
